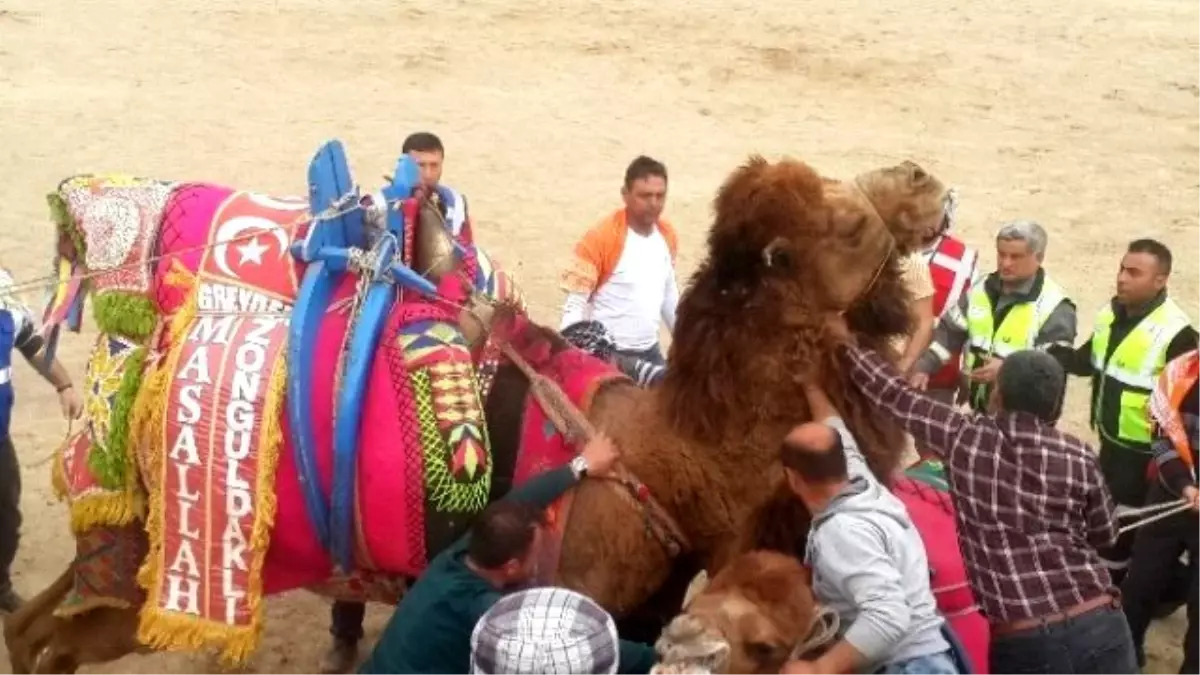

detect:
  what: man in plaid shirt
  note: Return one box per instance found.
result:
[827,314,1136,674]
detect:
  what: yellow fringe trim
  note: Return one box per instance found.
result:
[133,267,199,653]
[135,330,288,666]
[67,492,147,535]
[50,431,147,535]
[129,261,198,479]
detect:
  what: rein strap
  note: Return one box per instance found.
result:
[499,343,690,558]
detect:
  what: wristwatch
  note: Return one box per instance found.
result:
[568,455,589,480]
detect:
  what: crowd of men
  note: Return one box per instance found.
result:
[331,138,1200,672]
[0,132,1191,675]
[320,138,1196,674]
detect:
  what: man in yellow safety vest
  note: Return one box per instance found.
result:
[912,220,1077,413]
[1050,239,1197,583]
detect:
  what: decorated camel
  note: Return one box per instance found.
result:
[6,149,945,673]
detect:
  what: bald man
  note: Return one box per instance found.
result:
[779,385,955,675]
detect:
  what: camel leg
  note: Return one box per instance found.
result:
[3,566,73,674]
[3,563,144,674]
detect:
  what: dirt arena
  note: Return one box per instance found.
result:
[0,0,1196,671]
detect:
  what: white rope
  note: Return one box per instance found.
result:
[6,192,385,301]
[25,418,72,470]
[790,605,841,659]
[1113,499,1190,535]
[1116,498,1189,520]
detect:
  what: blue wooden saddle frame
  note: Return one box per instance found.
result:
[291,140,469,572]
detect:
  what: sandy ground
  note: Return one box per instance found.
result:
[0,0,1196,671]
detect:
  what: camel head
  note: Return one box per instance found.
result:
[853,161,948,254]
[662,156,911,442]
[652,551,835,675]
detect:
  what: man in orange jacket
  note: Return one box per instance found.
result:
[559,156,680,366]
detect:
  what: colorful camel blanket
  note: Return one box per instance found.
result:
[514,343,628,583]
[48,176,520,662]
[136,185,298,661]
[48,175,174,339]
[52,333,148,533]
[897,460,990,674]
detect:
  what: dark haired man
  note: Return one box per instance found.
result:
[401,131,445,190]
[778,385,954,675]
[1050,238,1197,582]
[1121,348,1199,673]
[560,156,680,366]
[830,311,1137,674]
[356,435,651,674]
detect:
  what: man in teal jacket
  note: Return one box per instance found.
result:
[358,434,657,674]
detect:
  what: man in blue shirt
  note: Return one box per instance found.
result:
[0,269,82,612]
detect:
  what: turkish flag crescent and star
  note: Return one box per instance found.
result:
[200,191,308,301]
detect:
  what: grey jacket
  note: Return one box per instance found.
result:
[805,417,949,668]
[916,269,1077,375]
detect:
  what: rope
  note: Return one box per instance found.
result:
[26,418,72,470]
[497,341,691,558]
[1118,499,1193,534]
[790,604,841,659]
[4,193,381,301]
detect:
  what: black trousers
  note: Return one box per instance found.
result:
[0,435,20,592]
[330,600,366,643]
[1098,443,1152,585]
[1121,483,1198,674]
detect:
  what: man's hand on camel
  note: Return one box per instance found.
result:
[580,433,621,478]
[823,312,852,343]
[908,372,930,391]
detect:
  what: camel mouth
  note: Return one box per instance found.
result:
[652,615,731,675]
[651,597,842,675]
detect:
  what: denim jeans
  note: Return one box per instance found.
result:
[989,602,1138,674]
[877,650,959,674]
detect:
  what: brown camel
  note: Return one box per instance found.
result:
[5,157,942,672]
[553,157,941,615]
[652,551,827,675]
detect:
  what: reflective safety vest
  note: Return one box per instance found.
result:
[964,276,1068,410]
[0,312,13,441]
[1089,298,1192,450]
[925,236,978,389]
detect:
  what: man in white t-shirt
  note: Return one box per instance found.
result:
[559,156,681,365]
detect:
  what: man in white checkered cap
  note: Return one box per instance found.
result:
[471,587,655,674]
